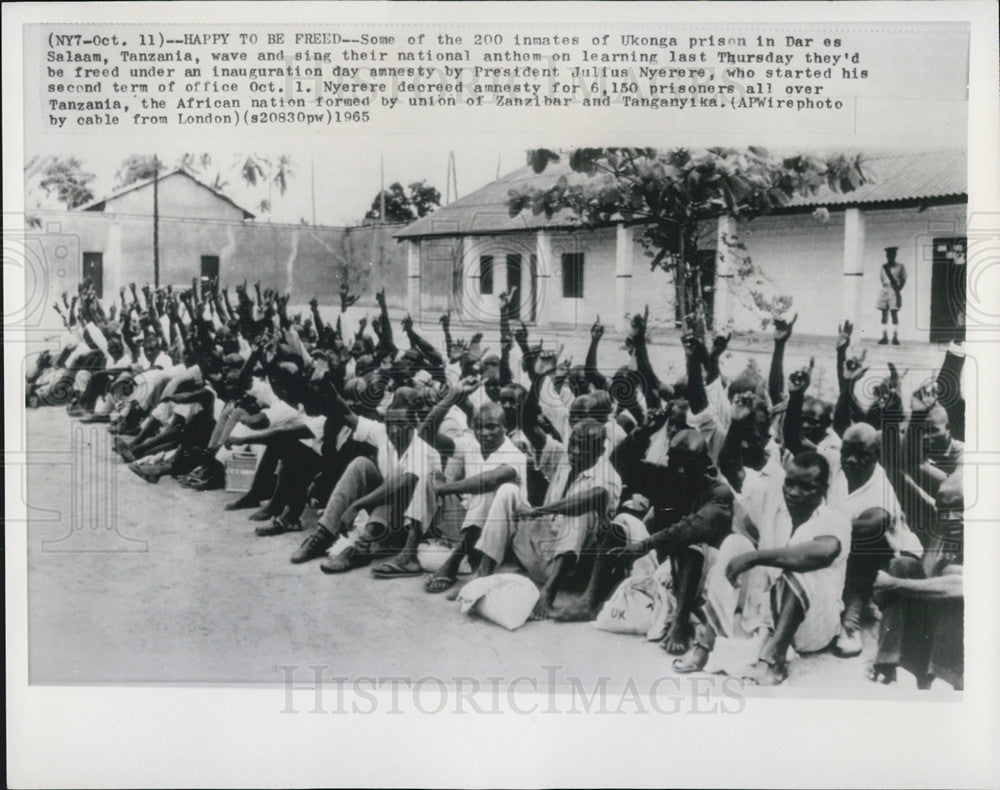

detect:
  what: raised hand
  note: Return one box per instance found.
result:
[357,315,368,332]
[789,357,815,393]
[309,295,319,310]
[401,313,414,333]
[773,313,798,344]
[836,320,853,351]
[513,319,529,347]
[375,288,386,307]
[910,381,939,412]
[886,362,908,392]
[591,315,604,341]
[711,331,732,358]
[844,347,868,381]
[439,311,450,328]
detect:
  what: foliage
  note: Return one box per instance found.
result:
[34,156,97,209]
[508,147,871,332]
[364,180,441,224]
[114,155,166,189]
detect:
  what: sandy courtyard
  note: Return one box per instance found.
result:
[24,400,957,700]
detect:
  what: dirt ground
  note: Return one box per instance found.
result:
[24,404,957,700]
[24,322,957,696]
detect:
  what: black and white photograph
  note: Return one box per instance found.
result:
[5,2,999,788]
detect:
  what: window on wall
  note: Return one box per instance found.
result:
[479,255,494,295]
[561,252,584,298]
[82,252,103,299]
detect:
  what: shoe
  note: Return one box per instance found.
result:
[319,544,375,574]
[291,528,336,564]
[255,515,303,537]
[832,624,863,658]
[878,336,889,345]
[891,336,900,345]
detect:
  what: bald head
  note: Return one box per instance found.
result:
[843,422,879,449]
[841,422,879,488]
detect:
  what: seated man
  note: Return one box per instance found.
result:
[423,399,527,594]
[459,418,622,621]
[869,470,963,690]
[904,403,963,499]
[674,452,851,685]
[290,387,435,571]
[827,422,922,658]
[617,430,734,654]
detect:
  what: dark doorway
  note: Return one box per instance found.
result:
[200,255,220,291]
[528,253,538,323]
[674,249,716,329]
[929,237,966,343]
[82,252,103,299]
[506,253,522,320]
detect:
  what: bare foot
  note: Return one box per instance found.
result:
[672,645,710,673]
[743,659,788,686]
[529,599,553,621]
[866,663,897,685]
[660,620,693,655]
[446,586,461,601]
[424,575,457,594]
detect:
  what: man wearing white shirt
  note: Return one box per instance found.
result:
[464,412,622,621]
[291,389,437,570]
[422,399,527,594]
[675,451,852,685]
[826,422,919,658]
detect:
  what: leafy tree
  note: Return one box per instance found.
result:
[364,180,441,224]
[114,154,165,189]
[507,147,871,333]
[36,156,97,209]
[112,153,295,218]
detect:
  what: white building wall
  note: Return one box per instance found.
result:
[96,172,248,222]
[737,204,965,343]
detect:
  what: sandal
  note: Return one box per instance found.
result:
[371,559,423,578]
[255,515,302,537]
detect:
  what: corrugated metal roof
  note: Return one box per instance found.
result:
[396,149,966,239]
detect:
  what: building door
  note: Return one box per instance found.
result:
[82,252,103,299]
[674,249,716,329]
[528,253,538,323]
[506,253,522,320]
[929,237,966,343]
[200,255,220,291]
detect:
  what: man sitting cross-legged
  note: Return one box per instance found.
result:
[454,412,622,621]
[422,391,528,594]
[674,451,851,686]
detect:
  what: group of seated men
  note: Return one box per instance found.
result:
[27,274,965,689]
